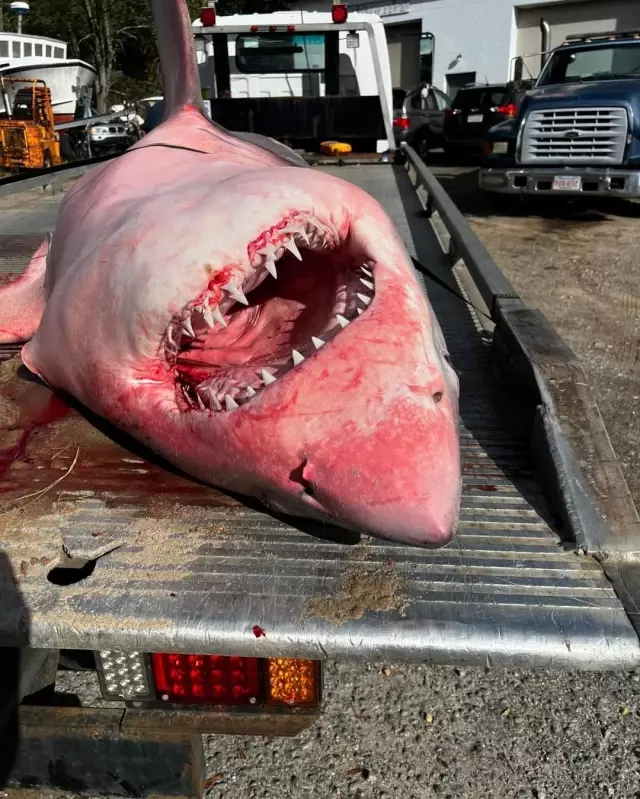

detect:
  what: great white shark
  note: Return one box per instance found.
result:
[0,0,461,546]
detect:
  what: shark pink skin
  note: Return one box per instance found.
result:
[0,0,461,545]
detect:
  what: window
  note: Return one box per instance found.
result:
[0,41,8,58]
[45,45,52,57]
[432,88,451,111]
[539,42,640,86]
[236,33,326,74]
[24,42,32,57]
[54,47,64,58]
[35,43,42,56]
[392,88,407,109]
[452,87,508,111]
[410,89,437,111]
[12,41,20,58]
[419,33,434,84]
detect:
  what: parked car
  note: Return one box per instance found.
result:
[442,81,533,157]
[393,82,451,159]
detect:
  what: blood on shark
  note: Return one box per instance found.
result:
[0,0,461,546]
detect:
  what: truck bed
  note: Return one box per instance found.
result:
[0,165,637,670]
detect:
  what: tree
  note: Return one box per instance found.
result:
[24,0,242,111]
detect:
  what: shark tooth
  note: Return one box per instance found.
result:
[264,257,277,279]
[292,349,305,365]
[211,305,227,328]
[284,238,302,261]
[261,368,277,385]
[224,280,248,306]
[361,265,372,277]
[357,293,372,307]
[357,307,364,315]
[359,278,374,291]
[336,314,349,328]
[286,225,310,245]
[311,336,325,350]
[196,393,206,410]
[246,385,256,398]
[181,316,195,337]
[202,304,214,328]
[206,388,222,411]
[224,394,239,410]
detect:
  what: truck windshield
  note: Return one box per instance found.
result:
[538,42,640,85]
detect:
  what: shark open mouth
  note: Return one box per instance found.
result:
[165,213,376,412]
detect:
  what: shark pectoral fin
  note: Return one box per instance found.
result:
[0,233,49,344]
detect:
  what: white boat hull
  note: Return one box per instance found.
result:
[0,60,96,119]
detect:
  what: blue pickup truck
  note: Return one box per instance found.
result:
[479,29,640,198]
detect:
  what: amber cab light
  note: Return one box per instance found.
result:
[266,658,319,706]
[200,5,216,26]
[151,653,260,705]
[331,1,348,23]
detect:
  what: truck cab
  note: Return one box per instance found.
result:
[479,29,640,197]
[193,8,395,157]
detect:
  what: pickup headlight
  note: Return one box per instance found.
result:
[492,142,509,155]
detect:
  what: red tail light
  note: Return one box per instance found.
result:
[151,653,260,705]
[497,103,517,117]
[331,2,348,23]
[444,109,459,121]
[200,5,216,26]
[393,115,410,130]
[483,141,492,157]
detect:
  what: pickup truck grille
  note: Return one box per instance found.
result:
[520,107,628,165]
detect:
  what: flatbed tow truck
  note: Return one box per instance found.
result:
[1,7,640,798]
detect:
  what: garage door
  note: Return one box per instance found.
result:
[515,0,640,79]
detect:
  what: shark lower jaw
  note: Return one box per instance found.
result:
[166,212,377,413]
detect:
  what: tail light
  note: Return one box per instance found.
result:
[267,658,319,706]
[152,653,260,705]
[95,650,320,709]
[96,651,154,700]
[393,115,410,130]
[483,141,492,157]
[200,3,216,26]
[331,1,348,23]
[497,103,517,117]
[444,108,460,121]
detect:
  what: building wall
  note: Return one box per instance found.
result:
[292,0,639,92]
[516,0,640,80]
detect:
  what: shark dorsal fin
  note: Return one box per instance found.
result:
[151,0,205,119]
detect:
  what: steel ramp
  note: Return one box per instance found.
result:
[0,165,637,669]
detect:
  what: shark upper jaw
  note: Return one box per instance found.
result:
[167,209,382,414]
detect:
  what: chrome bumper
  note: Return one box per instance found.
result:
[479,166,640,197]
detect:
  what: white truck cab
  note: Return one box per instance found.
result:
[192,9,395,155]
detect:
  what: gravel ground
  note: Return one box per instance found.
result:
[6,161,640,799]
[431,160,640,508]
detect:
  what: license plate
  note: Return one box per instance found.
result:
[552,176,582,191]
[467,114,483,123]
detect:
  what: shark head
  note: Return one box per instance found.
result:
[15,0,461,546]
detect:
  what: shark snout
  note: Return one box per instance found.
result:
[286,394,461,547]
